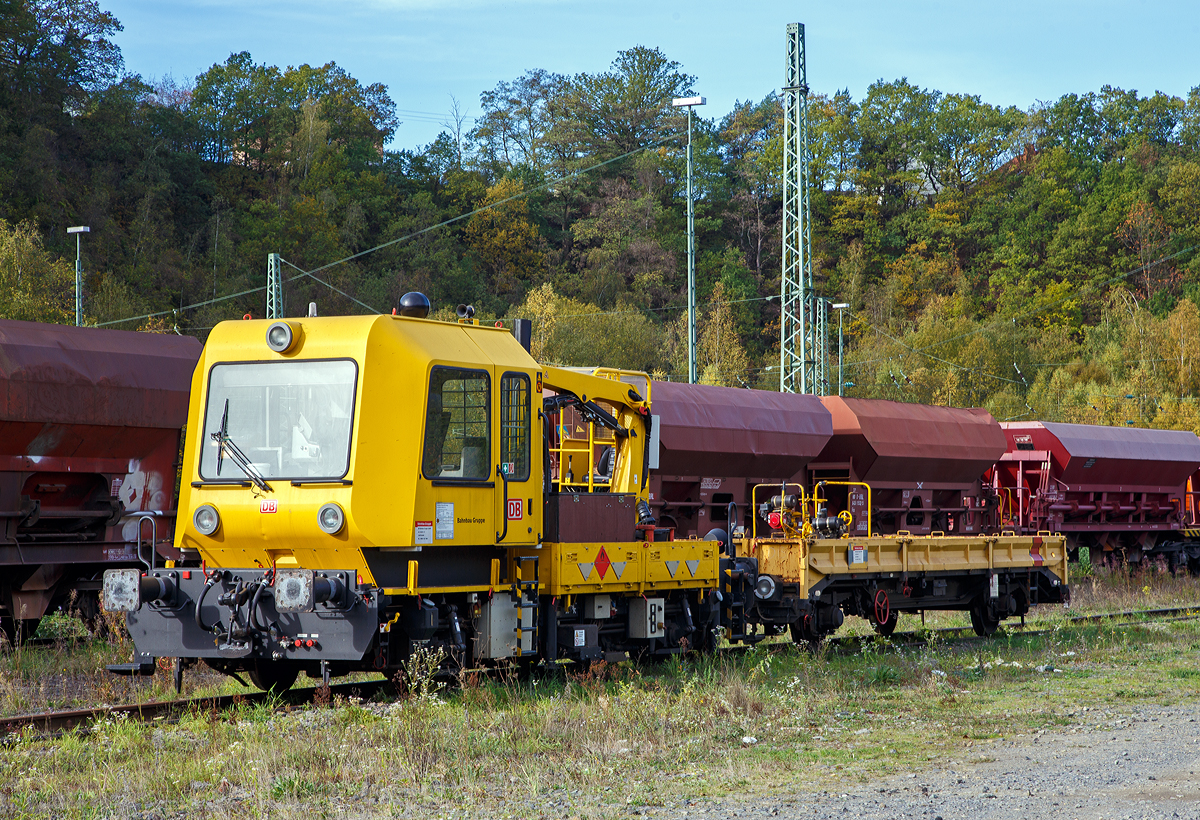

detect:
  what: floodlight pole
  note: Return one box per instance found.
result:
[673,95,705,384]
[832,302,849,396]
[67,226,90,326]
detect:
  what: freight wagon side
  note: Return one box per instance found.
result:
[0,320,200,642]
[994,421,1200,568]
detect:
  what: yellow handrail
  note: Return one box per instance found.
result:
[813,480,873,538]
[750,482,809,539]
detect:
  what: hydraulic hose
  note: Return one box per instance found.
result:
[249,579,267,632]
[195,573,219,632]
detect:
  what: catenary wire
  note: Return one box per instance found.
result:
[98,131,686,328]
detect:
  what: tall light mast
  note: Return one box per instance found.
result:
[780,22,828,395]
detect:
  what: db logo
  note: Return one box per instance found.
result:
[507,499,523,521]
[260,499,278,514]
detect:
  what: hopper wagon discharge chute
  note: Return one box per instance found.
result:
[102,297,1071,690]
[0,319,200,644]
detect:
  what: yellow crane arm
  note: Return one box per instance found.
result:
[541,365,652,501]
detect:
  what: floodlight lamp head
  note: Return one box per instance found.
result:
[671,96,706,107]
[67,226,90,234]
[832,303,850,309]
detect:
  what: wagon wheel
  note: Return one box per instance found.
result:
[871,608,899,636]
[248,660,299,693]
[0,615,41,647]
[789,618,824,653]
[969,598,1000,637]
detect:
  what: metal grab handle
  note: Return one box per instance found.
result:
[134,512,159,571]
[496,465,510,544]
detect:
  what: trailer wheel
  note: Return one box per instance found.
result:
[969,599,1000,637]
[248,660,299,693]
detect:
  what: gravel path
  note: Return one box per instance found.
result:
[660,701,1200,820]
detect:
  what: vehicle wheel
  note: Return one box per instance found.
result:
[871,609,899,636]
[969,600,1000,637]
[788,620,823,653]
[0,616,41,646]
[248,660,299,693]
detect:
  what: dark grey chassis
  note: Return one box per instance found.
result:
[752,566,1070,635]
[113,567,378,675]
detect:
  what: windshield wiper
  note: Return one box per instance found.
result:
[210,399,273,493]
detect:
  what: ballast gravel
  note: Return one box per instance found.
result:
[658,701,1200,820]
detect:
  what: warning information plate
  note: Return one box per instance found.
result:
[414,520,433,545]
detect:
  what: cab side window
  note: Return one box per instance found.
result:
[499,373,531,481]
[422,367,490,480]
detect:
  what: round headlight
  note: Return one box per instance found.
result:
[266,321,295,353]
[194,504,220,536]
[318,502,345,535]
[754,574,777,601]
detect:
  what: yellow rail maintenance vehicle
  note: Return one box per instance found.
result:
[103,295,720,690]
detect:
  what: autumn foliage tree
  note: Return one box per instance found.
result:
[464,177,543,297]
[0,220,74,323]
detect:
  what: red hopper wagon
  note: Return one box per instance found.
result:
[992,421,1200,568]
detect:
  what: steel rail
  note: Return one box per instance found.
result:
[1,679,389,740]
[5,605,1199,739]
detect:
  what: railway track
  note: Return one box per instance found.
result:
[1,678,390,740]
[4,604,1199,739]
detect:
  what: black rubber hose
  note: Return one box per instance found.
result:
[249,580,266,632]
[195,575,218,632]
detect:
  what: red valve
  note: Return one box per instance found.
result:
[294,639,302,647]
[306,639,315,648]
[768,512,782,529]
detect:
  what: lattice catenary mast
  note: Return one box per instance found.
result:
[266,253,282,319]
[780,23,828,395]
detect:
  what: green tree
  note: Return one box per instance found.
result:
[550,46,695,162]
[0,219,73,322]
[464,176,544,297]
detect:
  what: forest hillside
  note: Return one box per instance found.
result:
[4,1,1200,430]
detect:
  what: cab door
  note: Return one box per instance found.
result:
[420,364,497,551]
[497,370,542,545]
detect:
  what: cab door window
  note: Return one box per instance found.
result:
[499,373,530,481]
[422,367,490,480]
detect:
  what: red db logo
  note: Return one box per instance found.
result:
[260,499,278,514]
[507,499,523,520]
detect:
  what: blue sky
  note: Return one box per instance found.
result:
[104,0,1200,150]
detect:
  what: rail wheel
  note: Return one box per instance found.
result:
[248,660,299,693]
[969,599,1000,637]
[871,609,899,636]
[788,619,823,653]
[0,615,41,647]
[868,589,898,635]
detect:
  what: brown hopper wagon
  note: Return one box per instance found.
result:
[0,319,200,642]
[806,397,1007,536]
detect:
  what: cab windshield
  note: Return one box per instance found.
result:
[199,360,357,480]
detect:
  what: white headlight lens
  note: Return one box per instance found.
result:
[318,502,345,534]
[266,321,294,353]
[194,504,220,535]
